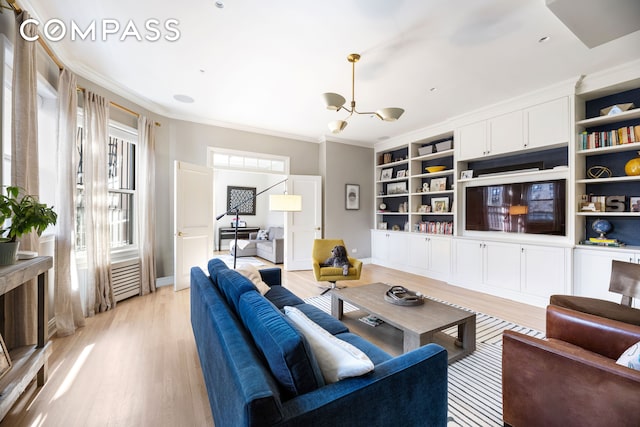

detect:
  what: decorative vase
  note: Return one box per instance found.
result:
[0,241,20,266]
[625,151,640,176]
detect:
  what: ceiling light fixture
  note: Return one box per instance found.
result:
[322,53,404,134]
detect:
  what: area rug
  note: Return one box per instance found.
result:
[213,254,266,269]
[304,294,544,427]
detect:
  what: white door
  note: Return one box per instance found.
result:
[174,161,214,291]
[285,175,322,271]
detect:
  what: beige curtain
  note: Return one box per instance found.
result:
[138,116,156,295]
[54,69,85,335]
[5,10,39,349]
[83,91,114,315]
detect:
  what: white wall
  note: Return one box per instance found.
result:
[213,169,286,249]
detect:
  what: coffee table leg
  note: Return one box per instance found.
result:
[456,316,476,353]
[331,294,344,319]
[404,331,432,353]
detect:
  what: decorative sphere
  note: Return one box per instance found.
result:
[592,219,612,236]
[625,152,640,176]
[379,203,387,211]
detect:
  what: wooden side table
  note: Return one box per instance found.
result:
[0,256,53,421]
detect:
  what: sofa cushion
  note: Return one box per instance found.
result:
[616,340,640,370]
[236,264,271,295]
[335,332,393,365]
[238,291,324,398]
[207,258,229,288]
[264,286,305,309]
[218,269,258,313]
[268,226,284,240]
[284,306,374,383]
[294,304,349,335]
[256,229,269,240]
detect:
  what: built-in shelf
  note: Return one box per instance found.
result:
[411,190,455,197]
[576,176,640,184]
[376,194,409,199]
[459,168,569,185]
[412,170,454,179]
[410,212,455,216]
[577,212,640,217]
[576,141,640,156]
[576,108,640,127]
[411,149,455,162]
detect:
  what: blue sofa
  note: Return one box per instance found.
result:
[191,259,448,427]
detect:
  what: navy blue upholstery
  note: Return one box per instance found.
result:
[238,291,324,398]
[191,261,449,427]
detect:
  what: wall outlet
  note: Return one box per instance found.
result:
[351,248,357,253]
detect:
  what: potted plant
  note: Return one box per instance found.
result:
[0,186,58,265]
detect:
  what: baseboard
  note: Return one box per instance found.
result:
[156,276,173,288]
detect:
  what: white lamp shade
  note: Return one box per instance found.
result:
[269,194,302,212]
[376,107,405,122]
[322,92,346,110]
[328,120,348,134]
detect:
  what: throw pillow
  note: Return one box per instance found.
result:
[256,229,269,240]
[616,341,640,370]
[236,264,271,295]
[284,305,374,383]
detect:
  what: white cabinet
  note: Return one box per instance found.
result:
[453,239,519,290]
[453,238,570,306]
[488,110,523,158]
[456,96,569,161]
[521,244,569,298]
[483,241,521,291]
[371,230,408,269]
[573,247,640,305]
[408,234,451,281]
[457,121,487,161]
[525,97,569,149]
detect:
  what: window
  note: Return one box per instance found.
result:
[208,147,288,174]
[76,122,138,252]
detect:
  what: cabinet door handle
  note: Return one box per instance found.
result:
[521,247,524,253]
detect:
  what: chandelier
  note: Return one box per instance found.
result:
[322,53,404,134]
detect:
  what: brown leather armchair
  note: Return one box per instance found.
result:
[503,305,640,427]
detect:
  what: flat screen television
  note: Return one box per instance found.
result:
[465,179,566,236]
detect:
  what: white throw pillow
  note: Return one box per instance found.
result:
[616,340,640,370]
[256,229,269,240]
[284,305,374,383]
[236,264,271,295]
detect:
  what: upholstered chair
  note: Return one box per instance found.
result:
[311,239,362,294]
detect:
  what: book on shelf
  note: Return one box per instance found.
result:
[581,240,625,247]
[588,237,617,244]
[579,126,639,150]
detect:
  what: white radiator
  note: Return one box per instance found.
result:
[112,258,141,302]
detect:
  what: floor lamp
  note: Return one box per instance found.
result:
[215,178,301,269]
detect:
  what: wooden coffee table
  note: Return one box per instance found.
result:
[331,282,476,362]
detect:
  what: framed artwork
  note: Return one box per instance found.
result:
[461,170,473,179]
[387,182,407,194]
[378,222,388,230]
[0,334,11,381]
[430,177,447,192]
[345,184,360,210]
[227,186,256,215]
[396,169,406,178]
[631,197,640,212]
[431,197,449,213]
[380,168,393,181]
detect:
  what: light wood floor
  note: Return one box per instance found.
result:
[0,261,544,427]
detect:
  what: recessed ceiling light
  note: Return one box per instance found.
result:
[215,1,224,8]
[430,87,437,92]
[538,36,550,43]
[173,94,195,103]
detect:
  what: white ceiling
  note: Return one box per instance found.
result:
[19,0,640,145]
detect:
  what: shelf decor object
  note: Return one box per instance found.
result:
[425,166,446,173]
[624,151,640,176]
[322,53,404,134]
[587,166,612,179]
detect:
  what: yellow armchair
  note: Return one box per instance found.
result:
[312,239,362,292]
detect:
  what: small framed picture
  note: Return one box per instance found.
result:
[431,197,449,213]
[378,222,388,230]
[345,184,360,210]
[380,168,393,181]
[631,197,640,212]
[430,177,447,192]
[461,170,473,179]
[396,169,406,178]
[0,334,12,381]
